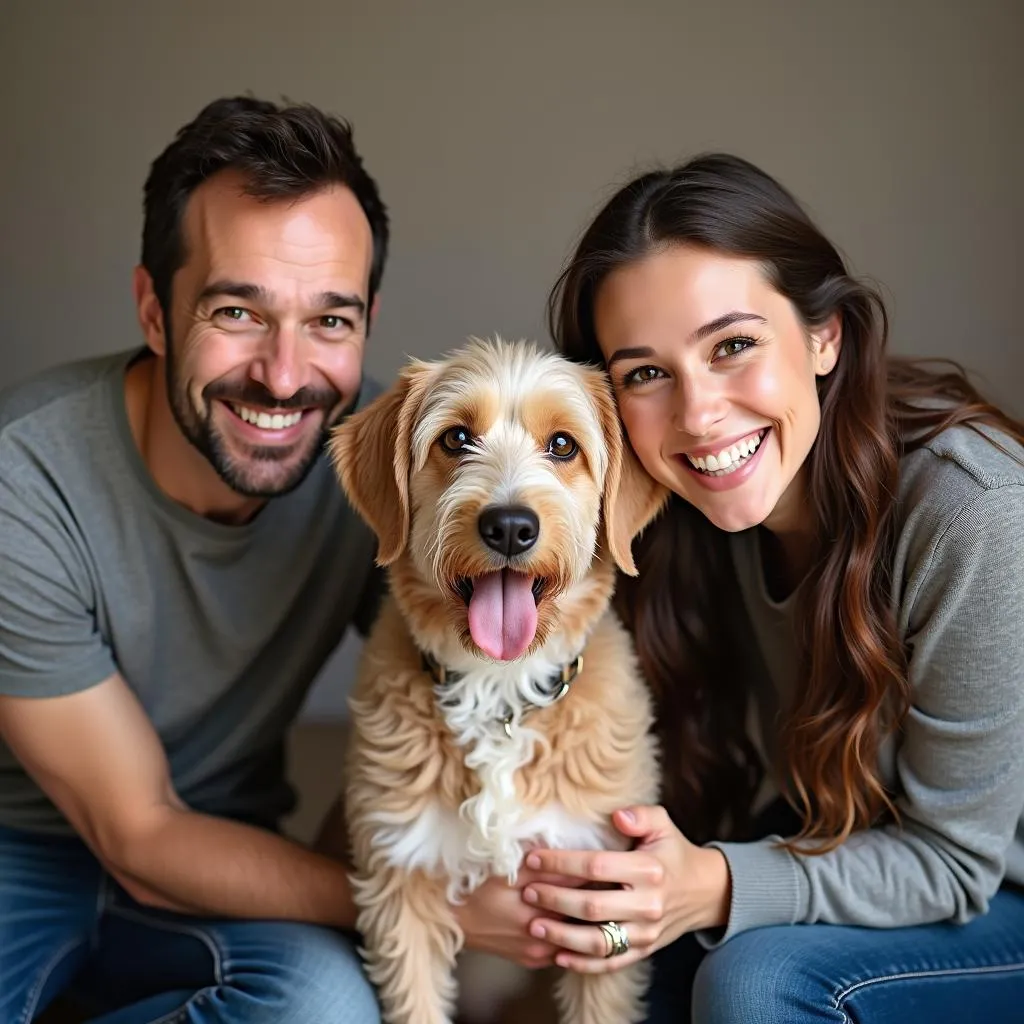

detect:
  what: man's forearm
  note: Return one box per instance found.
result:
[112,806,358,928]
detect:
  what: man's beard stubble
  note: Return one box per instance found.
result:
[164,342,351,499]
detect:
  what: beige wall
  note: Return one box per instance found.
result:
[3,0,1022,716]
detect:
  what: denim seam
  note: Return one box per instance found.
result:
[19,936,87,1024]
[136,985,218,1024]
[834,959,1024,1015]
[105,904,226,986]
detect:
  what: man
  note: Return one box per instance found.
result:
[0,96,389,1023]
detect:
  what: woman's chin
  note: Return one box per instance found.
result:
[696,496,774,534]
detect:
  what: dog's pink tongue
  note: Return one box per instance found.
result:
[468,570,538,661]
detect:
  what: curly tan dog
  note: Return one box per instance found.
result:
[330,338,666,1024]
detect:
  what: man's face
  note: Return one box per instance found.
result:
[158,170,374,497]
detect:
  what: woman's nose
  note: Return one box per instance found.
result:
[671,375,728,437]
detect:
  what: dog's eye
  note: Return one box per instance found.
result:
[439,426,472,454]
[547,433,578,460]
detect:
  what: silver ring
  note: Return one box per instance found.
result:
[597,920,630,958]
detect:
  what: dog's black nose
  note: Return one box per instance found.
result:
[478,505,539,557]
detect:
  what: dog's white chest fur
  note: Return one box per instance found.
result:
[373,798,609,901]
[368,653,613,899]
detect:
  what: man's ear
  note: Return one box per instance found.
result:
[328,362,433,565]
[585,368,668,576]
[133,265,167,356]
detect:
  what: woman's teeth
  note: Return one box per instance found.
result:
[233,404,304,430]
[686,430,766,476]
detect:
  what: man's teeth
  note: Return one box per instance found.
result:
[233,405,304,430]
[686,430,765,475]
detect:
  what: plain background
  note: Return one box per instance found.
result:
[2,0,1022,719]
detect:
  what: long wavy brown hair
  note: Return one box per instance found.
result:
[549,154,1024,851]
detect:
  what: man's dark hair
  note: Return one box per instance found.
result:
[142,95,389,318]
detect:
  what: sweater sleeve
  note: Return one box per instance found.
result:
[699,483,1024,946]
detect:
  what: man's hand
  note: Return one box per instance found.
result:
[0,674,359,927]
[454,864,588,969]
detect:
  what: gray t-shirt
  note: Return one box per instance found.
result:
[704,423,1024,943]
[0,350,381,834]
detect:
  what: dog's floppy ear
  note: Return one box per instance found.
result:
[586,368,668,576]
[328,363,433,566]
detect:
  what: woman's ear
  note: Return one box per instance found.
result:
[585,367,668,576]
[328,362,433,565]
[812,313,843,376]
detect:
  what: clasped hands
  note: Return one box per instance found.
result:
[455,806,731,973]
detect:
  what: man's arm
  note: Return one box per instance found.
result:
[0,672,358,927]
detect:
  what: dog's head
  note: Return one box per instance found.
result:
[330,338,666,660]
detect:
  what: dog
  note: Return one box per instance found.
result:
[330,337,667,1024]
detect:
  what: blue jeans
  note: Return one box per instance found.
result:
[645,888,1024,1023]
[0,824,380,1024]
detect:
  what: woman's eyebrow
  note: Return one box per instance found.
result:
[607,345,656,368]
[607,312,769,367]
[692,311,768,341]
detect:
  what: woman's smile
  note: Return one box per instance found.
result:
[675,426,772,491]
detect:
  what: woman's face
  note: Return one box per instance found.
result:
[594,245,841,537]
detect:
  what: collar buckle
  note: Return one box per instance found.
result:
[558,654,583,688]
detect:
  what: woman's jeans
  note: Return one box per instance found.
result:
[0,824,380,1024]
[647,874,1024,1023]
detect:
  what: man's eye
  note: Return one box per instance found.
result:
[217,307,250,321]
[320,315,352,330]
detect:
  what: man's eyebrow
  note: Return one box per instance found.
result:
[313,291,366,317]
[197,280,269,305]
[606,346,656,368]
[691,311,768,341]
[196,281,366,318]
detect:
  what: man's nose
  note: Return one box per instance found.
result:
[248,328,310,401]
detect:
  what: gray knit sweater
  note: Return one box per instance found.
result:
[703,424,1024,944]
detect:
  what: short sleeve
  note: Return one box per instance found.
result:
[0,466,115,696]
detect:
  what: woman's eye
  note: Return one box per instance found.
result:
[623,365,664,386]
[439,426,472,454]
[716,337,755,359]
[547,433,578,459]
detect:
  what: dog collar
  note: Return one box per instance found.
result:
[420,651,583,738]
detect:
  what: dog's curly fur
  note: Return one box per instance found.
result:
[330,338,667,1024]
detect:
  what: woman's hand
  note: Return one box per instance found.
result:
[520,806,731,973]
[453,865,585,969]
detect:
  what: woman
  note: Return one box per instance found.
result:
[518,154,1024,1021]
